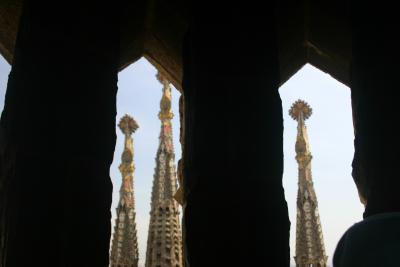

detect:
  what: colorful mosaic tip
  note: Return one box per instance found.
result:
[118,114,139,135]
[289,99,313,121]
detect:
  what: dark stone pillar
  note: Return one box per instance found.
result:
[350,4,400,217]
[182,4,290,267]
[0,2,119,267]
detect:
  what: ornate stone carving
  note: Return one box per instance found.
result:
[110,115,140,267]
[119,114,139,136]
[289,99,313,121]
[290,100,328,267]
[145,72,183,267]
[157,72,174,121]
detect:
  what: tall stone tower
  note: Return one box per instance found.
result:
[290,100,328,267]
[145,72,183,267]
[110,114,140,267]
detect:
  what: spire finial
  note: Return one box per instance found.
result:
[118,114,139,136]
[156,71,174,121]
[289,99,312,121]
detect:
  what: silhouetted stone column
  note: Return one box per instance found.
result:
[351,3,400,217]
[0,2,119,267]
[182,4,290,267]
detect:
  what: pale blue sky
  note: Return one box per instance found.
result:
[0,56,9,108]
[0,56,363,267]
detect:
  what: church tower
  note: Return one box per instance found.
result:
[145,72,183,267]
[110,115,140,267]
[290,100,328,267]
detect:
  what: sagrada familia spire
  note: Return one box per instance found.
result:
[290,100,328,267]
[110,115,140,267]
[145,72,183,267]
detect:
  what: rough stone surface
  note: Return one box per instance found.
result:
[182,4,290,266]
[0,1,350,90]
[350,3,400,217]
[0,2,119,267]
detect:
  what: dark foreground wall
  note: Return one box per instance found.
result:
[0,2,292,266]
[10,1,400,267]
[350,3,400,218]
[0,2,119,266]
[182,3,290,267]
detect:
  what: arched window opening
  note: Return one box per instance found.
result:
[279,64,364,267]
[109,57,184,267]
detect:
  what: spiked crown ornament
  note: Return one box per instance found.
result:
[289,99,313,121]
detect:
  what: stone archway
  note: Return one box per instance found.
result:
[1,1,399,267]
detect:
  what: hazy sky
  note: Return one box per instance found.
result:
[0,56,363,267]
